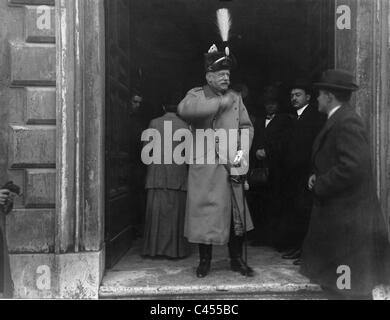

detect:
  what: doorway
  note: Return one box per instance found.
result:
[104,0,335,270]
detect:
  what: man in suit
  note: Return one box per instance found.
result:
[178,45,254,278]
[249,98,292,247]
[301,69,390,299]
[280,80,326,262]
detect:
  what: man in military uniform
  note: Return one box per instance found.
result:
[178,46,255,278]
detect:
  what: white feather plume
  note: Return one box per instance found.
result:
[216,8,231,42]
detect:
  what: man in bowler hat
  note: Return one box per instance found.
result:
[301,69,390,299]
[178,46,254,278]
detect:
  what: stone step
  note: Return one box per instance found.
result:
[99,246,327,300]
[99,282,326,300]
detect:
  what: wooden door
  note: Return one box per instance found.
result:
[306,0,336,79]
[105,0,134,268]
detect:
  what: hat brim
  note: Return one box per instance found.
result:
[313,82,359,91]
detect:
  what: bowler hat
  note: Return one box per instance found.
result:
[314,69,359,91]
[290,79,313,94]
[204,51,237,73]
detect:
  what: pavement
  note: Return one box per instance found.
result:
[99,242,323,299]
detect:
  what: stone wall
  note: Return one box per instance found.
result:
[0,0,57,298]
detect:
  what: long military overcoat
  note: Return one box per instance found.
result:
[301,104,390,297]
[178,85,254,245]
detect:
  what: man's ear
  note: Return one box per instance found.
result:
[206,72,213,83]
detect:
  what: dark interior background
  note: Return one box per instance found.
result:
[105,0,335,267]
[127,0,335,120]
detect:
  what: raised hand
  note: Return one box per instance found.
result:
[0,189,10,206]
[219,91,235,111]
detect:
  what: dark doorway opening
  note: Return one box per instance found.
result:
[104,0,335,270]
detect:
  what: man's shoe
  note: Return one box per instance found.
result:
[196,259,211,278]
[282,248,301,260]
[293,258,302,266]
[196,244,212,278]
[231,258,255,277]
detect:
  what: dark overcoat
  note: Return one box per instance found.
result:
[0,210,13,298]
[249,114,293,244]
[301,104,390,297]
[251,113,293,182]
[280,105,326,248]
[178,86,254,245]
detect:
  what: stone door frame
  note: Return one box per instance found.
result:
[56,0,105,254]
[53,0,105,298]
[334,0,390,236]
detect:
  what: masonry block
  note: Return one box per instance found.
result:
[10,42,56,86]
[25,5,55,43]
[10,253,56,299]
[10,249,105,299]
[6,209,55,253]
[58,250,105,299]
[25,169,56,208]
[9,125,56,168]
[26,87,56,124]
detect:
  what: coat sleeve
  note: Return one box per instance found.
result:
[177,90,221,123]
[238,96,254,150]
[314,116,369,198]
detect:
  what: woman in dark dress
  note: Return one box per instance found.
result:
[142,98,190,259]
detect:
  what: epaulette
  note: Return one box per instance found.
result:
[186,87,203,96]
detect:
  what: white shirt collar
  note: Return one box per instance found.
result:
[297,104,309,117]
[328,105,342,119]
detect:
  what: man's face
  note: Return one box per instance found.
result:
[317,90,331,114]
[131,95,143,113]
[265,103,278,115]
[291,89,310,109]
[207,70,231,92]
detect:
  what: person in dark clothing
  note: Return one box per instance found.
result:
[249,98,293,248]
[128,90,148,239]
[301,69,390,299]
[142,94,190,259]
[279,80,327,263]
[0,188,14,298]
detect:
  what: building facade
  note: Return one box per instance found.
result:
[0,0,389,299]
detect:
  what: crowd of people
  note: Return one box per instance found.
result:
[3,45,387,300]
[135,45,390,300]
